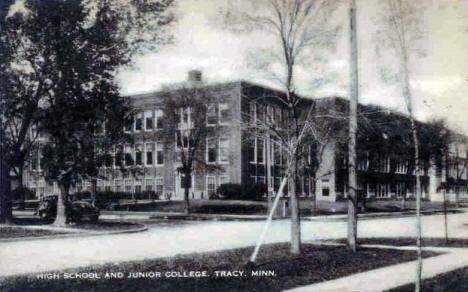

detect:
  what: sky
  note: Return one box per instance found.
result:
[9,0,468,134]
[116,0,468,135]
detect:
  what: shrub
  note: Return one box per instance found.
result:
[217,183,242,200]
[244,182,267,201]
[11,187,36,200]
[72,191,160,209]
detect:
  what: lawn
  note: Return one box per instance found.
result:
[0,226,69,239]
[0,218,145,240]
[388,267,468,292]
[1,243,439,292]
[110,198,459,217]
[333,237,468,248]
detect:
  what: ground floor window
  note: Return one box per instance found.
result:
[115,180,122,192]
[207,176,216,196]
[135,182,142,193]
[376,184,390,198]
[155,178,164,198]
[145,179,153,192]
[125,180,132,193]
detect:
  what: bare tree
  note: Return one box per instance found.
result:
[347,0,359,252]
[159,85,225,214]
[220,0,339,255]
[380,0,426,290]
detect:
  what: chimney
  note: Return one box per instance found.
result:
[187,70,202,83]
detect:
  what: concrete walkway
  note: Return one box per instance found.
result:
[286,245,468,292]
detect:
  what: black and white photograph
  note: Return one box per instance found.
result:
[1,0,468,291]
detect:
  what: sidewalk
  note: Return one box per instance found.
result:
[286,245,468,292]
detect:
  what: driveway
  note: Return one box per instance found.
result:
[1,210,468,277]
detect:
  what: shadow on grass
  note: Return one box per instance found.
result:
[388,267,468,292]
[1,243,439,292]
[332,237,468,248]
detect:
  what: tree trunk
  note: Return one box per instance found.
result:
[54,184,68,227]
[289,157,301,254]
[183,172,190,215]
[17,164,25,210]
[443,188,448,243]
[266,135,273,213]
[0,127,13,224]
[347,0,359,253]
[91,179,97,207]
[410,117,422,292]
[401,40,422,292]
[312,177,318,215]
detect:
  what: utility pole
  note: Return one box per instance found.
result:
[347,0,359,252]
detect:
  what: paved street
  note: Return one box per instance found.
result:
[1,210,468,277]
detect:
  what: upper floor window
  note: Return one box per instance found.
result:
[135,144,142,166]
[219,103,229,124]
[145,143,153,166]
[219,136,229,162]
[135,114,142,131]
[156,143,164,166]
[145,110,153,131]
[257,138,264,164]
[155,109,164,129]
[207,104,217,125]
[207,138,217,163]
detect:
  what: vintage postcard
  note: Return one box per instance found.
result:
[0,0,467,291]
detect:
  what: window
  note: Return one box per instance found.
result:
[104,154,112,168]
[135,144,142,166]
[182,108,190,124]
[145,111,153,131]
[125,180,132,193]
[115,145,124,167]
[37,151,44,171]
[256,104,264,122]
[249,103,256,123]
[145,179,153,192]
[207,176,216,196]
[273,142,280,165]
[135,184,142,193]
[207,104,217,125]
[155,178,164,197]
[219,137,229,162]
[156,143,164,165]
[125,152,132,167]
[207,138,217,163]
[176,130,190,149]
[124,117,132,132]
[115,180,122,192]
[274,177,281,192]
[32,151,38,171]
[257,138,264,164]
[155,109,164,129]
[219,103,229,124]
[249,140,255,163]
[396,160,407,174]
[135,114,142,131]
[145,143,153,166]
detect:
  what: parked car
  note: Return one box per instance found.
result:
[36,196,100,223]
